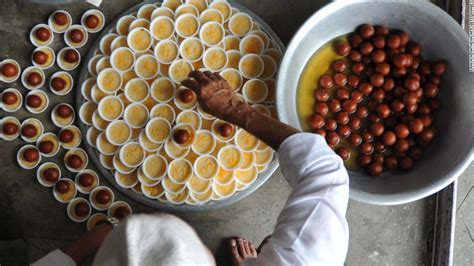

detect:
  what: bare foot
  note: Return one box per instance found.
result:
[229,237,257,266]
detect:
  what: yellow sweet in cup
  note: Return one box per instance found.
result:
[224,35,240,51]
[187,175,211,194]
[176,110,201,129]
[242,79,268,103]
[218,145,242,170]
[124,103,149,128]
[239,54,264,79]
[168,159,193,184]
[175,4,199,17]
[135,55,159,79]
[220,68,242,91]
[106,120,131,145]
[139,132,162,152]
[162,176,186,193]
[235,166,258,185]
[150,17,175,40]
[191,130,215,155]
[150,103,176,123]
[151,77,176,102]
[111,47,135,72]
[228,13,252,36]
[225,50,242,69]
[96,132,118,155]
[240,34,265,55]
[179,37,204,62]
[142,155,167,179]
[120,142,145,167]
[209,1,232,22]
[97,68,122,94]
[214,167,234,185]
[146,117,171,143]
[127,27,152,52]
[203,47,227,71]
[164,139,190,159]
[194,155,219,180]
[200,9,224,25]
[154,40,179,64]
[186,0,208,13]
[98,96,123,121]
[199,22,224,46]
[255,148,273,166]
[169,59,194,83]
[261,55,277,79]
[239,151,256,171]
[175,14,199,38]
[124,78,149,103]
[235,129,260,152]
[212,179,237,198]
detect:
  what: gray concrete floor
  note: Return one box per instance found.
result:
[0,0,472,265]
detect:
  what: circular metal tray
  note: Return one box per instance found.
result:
[76,0,285,212]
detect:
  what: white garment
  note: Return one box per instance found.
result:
[33,133,350,266]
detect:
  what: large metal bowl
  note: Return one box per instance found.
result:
[277,0,473,205]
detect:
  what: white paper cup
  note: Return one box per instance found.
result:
[164,139,191,159]
[145,117,171,144]
[58,125,81,150]
[149,103,176,123]
[110,47,136,73]
[127,27,153,52]
[124,102,150,128]
[217,145,242,171]
[200,8,224,25]
[119,141,145,168]
[142,182,165,199]
[209,1,232,22]
[263,48,283,65]
[64,25,88,48]
[212,179,237,199]
[110,36,129,52]
[242,79,268,104]
[193,155,219,180]
[238,54,264,79]
[25,90,49,114]
[234,128,260,152]
[17,145,41,170]
[99,154,115,170]
[251,103,271,116]
[1,88,23,113]
[211,119,236,142]
[105,120,132,146]
[0,59,21,83]
[97,69,123,94]
[142,154,168,180]
[0,116,21,141]
[88,54,103,77]
[96,56,112,74]
[64,148,89,173]
[30,24,54,47]
[31,46,55,70]
[129,18,150,32]
[151,6,174,20]
[67,198,92,223]
[89,186,115,211]
[150,16,175,40]
[37,162,61,187]
[202,47,227,71]
[150,77,176,103]
[49,71,73,96]
[115,170,139,188]
[81,78,96,101]
[179,37,205,62]
[219,68,242,92]
[21,66,45,90]
[87,213,108,231]
[124,78,150,103]
[170,123,196,149]
[199,21,225,47]
[51,103,76,128]
[57,47,81,71]
[228,12,252,36]
[107,201,132,221]
[175,3,199,18]
[239,34,265,55]
[81,9,105,33]
[134,54,160,80]
[116,15,136,36]
[168,59,194,84]
[175,14,200,38]
[137,3,157,20]
[48,10,72,33]
[52,179,77,203]
[167,158,193,184]
[99,33,118,56]
[20,118,44,143]
[36,132,60,157]
[75,169,100,194]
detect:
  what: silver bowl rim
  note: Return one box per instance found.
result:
[276,0,474,205]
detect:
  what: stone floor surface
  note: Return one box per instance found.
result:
[0,0,472,265]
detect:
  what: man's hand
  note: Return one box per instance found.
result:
[181,70,253,127]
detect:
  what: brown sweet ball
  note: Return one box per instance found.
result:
[404,77,420,91]
[114,207,131,220]
[313,102,328,116]
[402,92,418,106]
[351,62,365,74]
[372,35,385,49]
[26,94,42,108]
[370,73,385,88]
[358,154,372,167]
[362,130,374,142]
[417,103,431,115]
[374,25,389,36]
[365,65,375,76]
[359,24,375,39]
[420,127,435,142]
[2,91,18,105]
[75,202,90,217]
[86,14,100,29]
[336,111,350,126]
[384,156,398,170]
[349,50,362,62]
[325,131,340,146]
[360,142,374,155]
[337,125,351,139]
[350,34,363,48]
[369,123,384,137]
[95,189,112,204]
[351,90,364,103]
[21,124,38,138]
[3,122,18,135]
[382,131,397,146]
[336,88,350,101]
[394,139,410,153]
[65,49,79,63]
[367,162,383,176]
[179,89,194,103]
[313,88,329,102]
[355,106,369,118]
[59,129,74,143]
[35,27,51,42]
[391,99,404,113]
[348,116,362,131]
[405,104,419,114]
[335,42,351,56]
[319,75,333,88]
[406,42,421,57]
[342,99,357,114]
[373,141,385,153]
[68,154,83,169]
[423,82,438,98]
[328,99,341,113]
[27,72,43,86]
[376,63,390,76]
[375,104,391,119]
[373,153,385,164]
[369,114,381,123]
[309,115,326,129]
[392,54,408,68]
[359,42,374,56]
[372,88,386,102]
[39,140,54,154]
[313,128,326,138]
[323,118,336,132]
[54,12,68,25]
[219,123,233,137]
[349,133,362,147]
[43,168,60,183]
[429,75,441,85]
[399,156,413,170]
[33,50,48,65]
[431,61,446,76]
[52,77,67,91]
[2,63,18,77]
[419,114,433,128]
[55,180,70,194]
[392,67,407,78]
[409,118,424,134]
[78,173,94,187]
[371,49,386,64]
[394,124,410,139]
[336,147,351,161]
[386,34,401,49]
[347,75,360,88]
[333,73,347,87]
[358,82,373,96]
[331,60,347,72]
[173,129,190,144]
[23,147,39,162]
[57,104,73,118]
[70,29,84,43]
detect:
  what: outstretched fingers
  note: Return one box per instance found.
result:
[189,70,210,83]
[181,79,200,93]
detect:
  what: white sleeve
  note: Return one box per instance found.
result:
[245,133,350,266]
[32,249,76,266]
